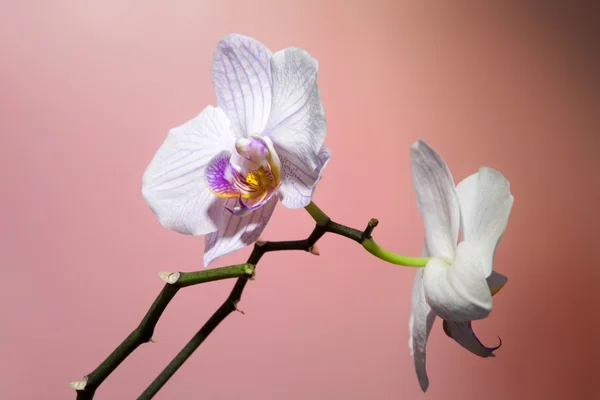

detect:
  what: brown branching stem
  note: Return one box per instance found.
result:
[73,214,377,400]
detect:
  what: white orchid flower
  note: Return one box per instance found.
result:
[408,139,514,392]
[142,34,330,266]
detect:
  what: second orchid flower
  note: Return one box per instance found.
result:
[408,139,514,392]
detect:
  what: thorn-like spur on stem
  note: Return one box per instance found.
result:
[362,218,379,241]
[233,301,246,315]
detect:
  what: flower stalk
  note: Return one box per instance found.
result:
[362,238,430,267]
[160,264,256,287]
[306,201,431,268]
[304,201,330,226]
[73,208,425,399]
[72,264,255,400]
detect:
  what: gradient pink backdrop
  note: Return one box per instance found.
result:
[1,1,599,399]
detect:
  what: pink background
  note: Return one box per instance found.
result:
[2,1,599,399]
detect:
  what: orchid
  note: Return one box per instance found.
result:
[408,139,514,392]
[142,34,330,266]
[70,28,524,400]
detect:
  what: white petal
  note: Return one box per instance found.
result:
[278,145,331,209]
[203,196,278,266]
[456,167,514,277]
[142,106,236,235]
[442,320,501,358]
[263,48,326,171]
[410,139,460,259]
[212,34,273,137]
[423,241,492,322]
[409,245,436,392]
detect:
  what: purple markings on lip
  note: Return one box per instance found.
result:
[205,151,240,197]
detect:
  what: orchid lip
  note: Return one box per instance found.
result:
[224,182,282,216]
[205,137,282,213]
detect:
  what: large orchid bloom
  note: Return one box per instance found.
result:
[408,139,514,392]
[142,34,330,266]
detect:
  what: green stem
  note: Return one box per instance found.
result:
[174,264,255,287]
[362,238,429,267]
[305,202,429,268]
[304,201,330,225]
